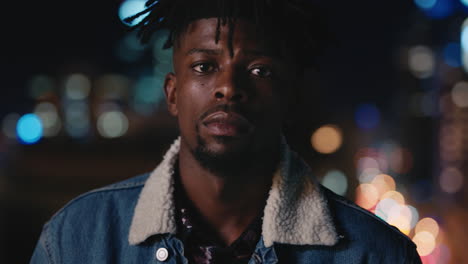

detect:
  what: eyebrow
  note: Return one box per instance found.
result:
[186,48,222,56]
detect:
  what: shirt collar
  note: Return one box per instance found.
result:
[128,137,338,247]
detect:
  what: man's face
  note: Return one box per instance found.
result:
[165,18,295,170]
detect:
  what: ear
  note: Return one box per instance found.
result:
[164,72,178,116]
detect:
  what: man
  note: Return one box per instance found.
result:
[31,0,422,263]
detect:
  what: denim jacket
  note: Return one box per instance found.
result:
[31,138,421,263]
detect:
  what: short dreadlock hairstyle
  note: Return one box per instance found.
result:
[124,0,330,68]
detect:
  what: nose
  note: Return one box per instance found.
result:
[213,68,248,103]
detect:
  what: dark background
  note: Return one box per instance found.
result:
[1,0,467,263]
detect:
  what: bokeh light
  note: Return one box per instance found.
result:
[389,147,413,174]
[321,170,348,196]
[95,74,130,100]
[311,124,343,154]
[118,0,148,26]
[358,167,380,183]
[451,81,468,108]
[439,167,464,193]
[64,101,90,138]
[116,32,146,62]
[2,113,20,139]
[65,73,91,100]
[132,76,166,115]
[355,103,380,130]
[97,111,129,138]
[407,205,420,229]
[413,0,454,19]
[355,183,379,209]
[375,198,399,221]
[16,114,43,144]
[28,75,55,99]
[415,217,440,238]
[414,0,437,9]
[381,190,405,205]
[413,231,436,256]
[408,46,435,79]
[443,42,462,67]
[462,18,468,72]
[371,174,396,197]
[34,102,61,137]
[387,204,412,235]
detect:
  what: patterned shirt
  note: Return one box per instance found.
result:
[174,174,263,264]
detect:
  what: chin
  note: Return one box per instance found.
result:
[192,134,256,176]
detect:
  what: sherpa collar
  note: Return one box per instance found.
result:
[128,137,338,247]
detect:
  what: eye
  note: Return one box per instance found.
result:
[250,66,273,78]
[192,63,215,73]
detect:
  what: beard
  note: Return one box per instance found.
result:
[191,133,257,178]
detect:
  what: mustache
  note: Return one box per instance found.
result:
[199,104,249,121]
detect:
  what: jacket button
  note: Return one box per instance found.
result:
[156,248,169,261]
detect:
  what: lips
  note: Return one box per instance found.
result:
[202,111,253,137]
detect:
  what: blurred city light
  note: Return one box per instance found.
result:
[311,124,343,154]
[413,231,436,256]
[355,103,380,130]
[321,170,348,196]
[451,81,468,107]
[28,75,55,99]
[443,42,462,67]
[16,114,43,144]
[407,205,420,229]
[1,113,20,139]
[116,32,146,62]
[372,174,396,197]
[358,167,380,183]
[415,217,440,238]
[389,147,413,174]
[461,18,468,72]
[132,76,165,115]
[414,0,437,9]
[118,0,148,26]
[408,46,435,79]
[355,183,379,209]
[64,101,90,138]
[414,0,455,19]
[34,102,61,137]
[97,111,129,138]
[95,74,130,100]
[439,167,464,193]
[65,73,91,100]
[381,190,405,205]
[357,157,380,174]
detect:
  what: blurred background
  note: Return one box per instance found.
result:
[1,0,467,263]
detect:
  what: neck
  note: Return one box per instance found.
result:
[177,138,280,245]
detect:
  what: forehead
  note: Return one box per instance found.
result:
[175,18,280,56]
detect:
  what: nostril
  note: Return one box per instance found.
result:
[215,92,224,99]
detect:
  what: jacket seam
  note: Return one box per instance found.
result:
[43,224,54,264]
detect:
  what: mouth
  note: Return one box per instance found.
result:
[201,111,253,137]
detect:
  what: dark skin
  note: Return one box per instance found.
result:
[164,18,297,246]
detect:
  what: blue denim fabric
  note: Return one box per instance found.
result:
[30,173,421,264]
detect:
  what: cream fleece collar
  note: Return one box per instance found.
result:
[128,138,338,247]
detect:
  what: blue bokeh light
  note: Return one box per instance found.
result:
[414,0,455,19]
[461,26,468,51]
[16,114,43,144]
[355,103,380,130]
[119,0,148,26]
[461,0,468,7]
[443,42,462,67]
[414,0,437,9]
